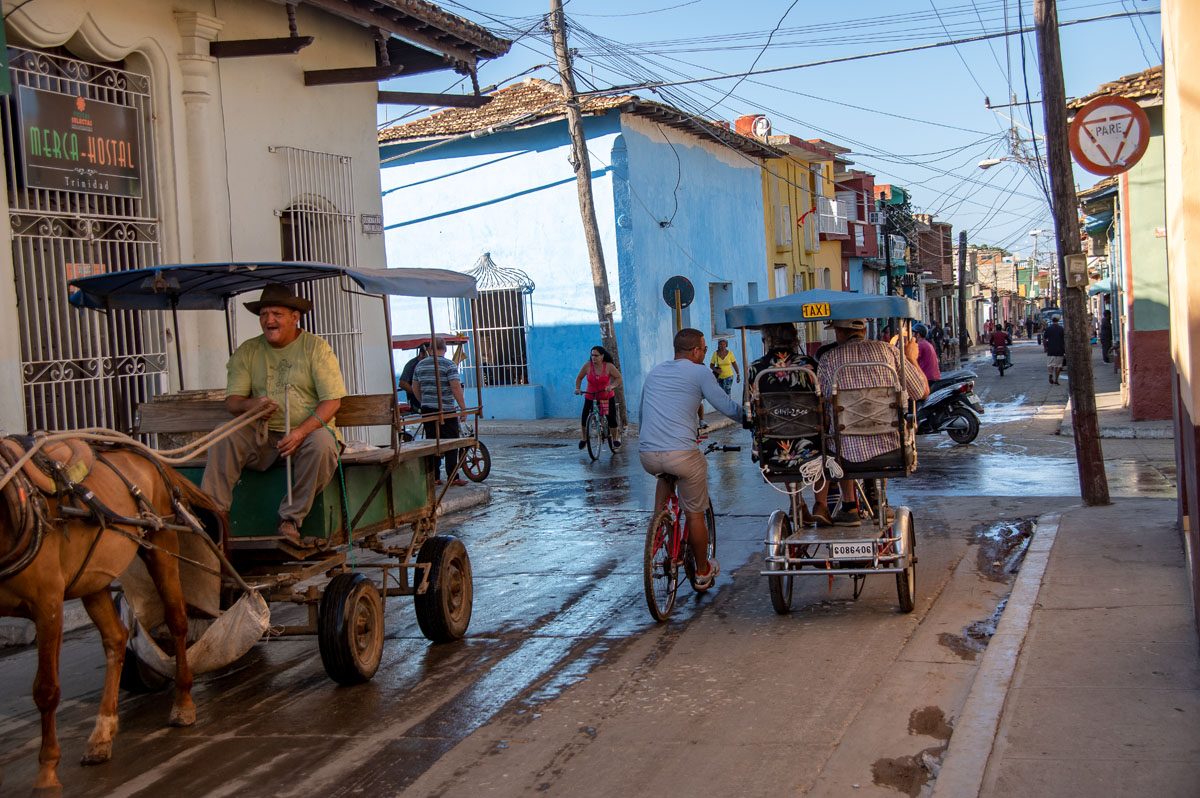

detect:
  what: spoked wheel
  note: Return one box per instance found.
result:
[460,440,492,482]
[895,509,917,613]
[644,509,679,622]
[946,409,980,445]
[585,413,603,461]
[765,510,794,615]
[414,535,473,642]
[318,572,385,685]
[684,504,718,592]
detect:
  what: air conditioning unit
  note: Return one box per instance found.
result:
[868,211,885,226]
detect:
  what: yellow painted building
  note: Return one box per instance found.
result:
[760,135,852,298]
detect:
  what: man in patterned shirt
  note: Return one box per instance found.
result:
[816,318,929,525]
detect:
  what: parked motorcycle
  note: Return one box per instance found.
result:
[992,344,1011,377]
[917,369,984,444]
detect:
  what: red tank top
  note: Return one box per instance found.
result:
[584,363,613,400]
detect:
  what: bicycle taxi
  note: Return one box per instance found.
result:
[725,289,921,615]
[68,261,488,685]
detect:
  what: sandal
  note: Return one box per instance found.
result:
[693,558,720,591]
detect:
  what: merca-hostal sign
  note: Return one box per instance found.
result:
[16,84,143,198]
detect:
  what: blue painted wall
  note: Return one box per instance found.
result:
[379,110,769,421]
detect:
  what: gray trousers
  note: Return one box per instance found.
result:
[201,424,340,526]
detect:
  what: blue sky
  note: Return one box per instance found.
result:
[381,0,1162,261]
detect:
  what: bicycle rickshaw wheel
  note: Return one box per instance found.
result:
[684,504,718,592]
[585,412,603,461]
[643,509,678,621]
[895,509,917,613]
[766,509,794,615]
[461,439,491,482]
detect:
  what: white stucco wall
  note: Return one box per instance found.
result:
[0,0,392,433]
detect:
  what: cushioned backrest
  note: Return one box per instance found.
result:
[833,386,900,437]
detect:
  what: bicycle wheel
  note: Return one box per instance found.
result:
[684,504,718,592]
[644,509,679,621]
[585,412,603,461]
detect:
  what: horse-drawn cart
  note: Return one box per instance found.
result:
[69,261,487,686]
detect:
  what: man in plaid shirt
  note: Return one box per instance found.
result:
[815,318,929,525]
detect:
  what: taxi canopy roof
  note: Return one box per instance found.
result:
[68,261,478,311]
[725,288,921,329]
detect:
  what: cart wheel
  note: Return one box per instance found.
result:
[644,509,679,621]
[116,595,170,693]
[946,409,980,445]
[684,504,718,592]
[766,510,794,615]
[895,509,917,613]
[414,535,473,643]
[318,572,385,685]
[585,413,603,461]
[461,440,491,482]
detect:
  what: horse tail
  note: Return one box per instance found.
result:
[163,466,229,546]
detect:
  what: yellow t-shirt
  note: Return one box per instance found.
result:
[226,330,348,435]
[710,349,737,379]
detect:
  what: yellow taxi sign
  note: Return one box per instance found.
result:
[800,302,830,319]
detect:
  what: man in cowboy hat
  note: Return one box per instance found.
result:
[201,283,347,545]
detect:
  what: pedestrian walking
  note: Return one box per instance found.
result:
[1043,315,1066,384]
[1100,307,1113,363]
[708,338,740,396]
[411,336,469,485]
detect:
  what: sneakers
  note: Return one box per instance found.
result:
[810,504,835,527]
[612,440,622,450]
[578,440,587,449]
[693,558,720,591]
[832,506,863,527]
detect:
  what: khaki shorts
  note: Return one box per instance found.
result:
[1047,355,1064,368]
[640,449,709,513]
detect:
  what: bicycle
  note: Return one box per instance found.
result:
[582,395,618,461]
[643,441,740,621]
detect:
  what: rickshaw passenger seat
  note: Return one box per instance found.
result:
[750,366,825,482]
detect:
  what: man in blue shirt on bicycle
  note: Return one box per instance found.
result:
[639,328,744,590]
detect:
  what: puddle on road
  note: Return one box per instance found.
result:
[938,598,1007,662]
[976,518,1035,581]
[511,442,572,449]
[872,707,954,795]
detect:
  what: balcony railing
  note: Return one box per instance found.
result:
[818,196,847,236]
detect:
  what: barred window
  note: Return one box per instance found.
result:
[451,253,535,388]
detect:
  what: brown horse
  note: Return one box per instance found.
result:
[0,442,226,795]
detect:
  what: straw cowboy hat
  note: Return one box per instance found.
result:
[243,284,312,315]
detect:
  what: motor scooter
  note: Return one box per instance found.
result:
[917,369,984,444]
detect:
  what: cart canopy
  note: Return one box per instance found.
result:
[725,289,921,329]
[68,261,478,311]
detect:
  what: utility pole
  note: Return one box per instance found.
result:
[957,230,969,361]
[883,209,894,296]
[547,0,627,424]
[1035,0,1109,505]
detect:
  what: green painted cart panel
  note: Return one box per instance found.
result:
[179,458,430,540]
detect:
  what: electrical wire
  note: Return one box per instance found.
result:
[699,0,800,115]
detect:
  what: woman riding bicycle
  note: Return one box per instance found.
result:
[574,346,623,450]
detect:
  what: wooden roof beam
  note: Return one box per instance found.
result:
[300,0,478,64]
[378,90,492,108]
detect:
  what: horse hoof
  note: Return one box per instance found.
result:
[80,742,113,766]
[168,705,196,727]
[32,785,63,797]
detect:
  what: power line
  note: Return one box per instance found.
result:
[575,9,1162,96]
[699,0,801,114]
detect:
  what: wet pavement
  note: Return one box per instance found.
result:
[0,341,1177,796]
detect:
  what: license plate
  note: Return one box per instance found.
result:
[801,302,830,319]
[831,542,874,559]
[967,396,984,413]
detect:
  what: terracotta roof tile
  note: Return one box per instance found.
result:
[379,78,781,158]
[1069,65,1163,111]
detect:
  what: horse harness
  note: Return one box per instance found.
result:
[0,435,213,591]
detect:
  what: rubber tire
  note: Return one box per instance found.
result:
[946,409,980,445]
[318,572,385,685]
[767,510,794,615]
[115,593,172,693]
[414,535,473,643]
[461,440,491,482]
[585,413,603,461]
[644,509,678,622]
[998,363,1007,377]
[895,511,917,613]
[684,504,719,592]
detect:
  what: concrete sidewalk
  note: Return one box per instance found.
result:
[1058,346,1173,439]
[935,498,1200,797]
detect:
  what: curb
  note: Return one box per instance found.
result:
[436,484,492,517]
[930,512,1062,798]
[1058,399,1174,439]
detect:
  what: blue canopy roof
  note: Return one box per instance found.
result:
[725,289,922,328]
[68,262,478,311]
